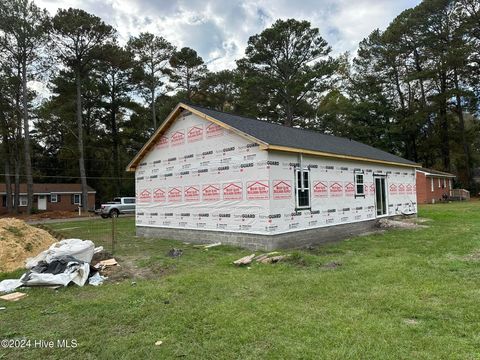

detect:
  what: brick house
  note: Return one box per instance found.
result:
[0,183,96,214]
[416,168,455,204]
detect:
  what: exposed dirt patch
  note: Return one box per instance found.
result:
[462,250,480,261]
[322,261,342,269]
[404,318,420,325]
[96,256,171,282]
[0,218,57,272]
[91,250,114,263]
[0,210,94,222]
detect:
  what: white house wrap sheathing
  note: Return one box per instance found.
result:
[135,112,417,235]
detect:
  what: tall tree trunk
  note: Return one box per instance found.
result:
[13,80,21,214]
[111,88,121,195]
[2,130,12,213]
[413,48,427,105]
[393,66,406,112]
[453,68,472,186]
[151,87,156,129]
[22,60,33,215]
[439,72,450,171]
[75,68,88,213]
[284,102,293,127]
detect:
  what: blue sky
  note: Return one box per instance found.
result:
[37,0,421,70]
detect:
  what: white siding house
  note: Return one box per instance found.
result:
[127,103,419,249]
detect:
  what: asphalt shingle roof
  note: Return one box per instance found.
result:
[188,104,418,167]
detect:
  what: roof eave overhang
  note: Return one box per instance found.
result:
[267,145,421,168]
[424,173,456,178]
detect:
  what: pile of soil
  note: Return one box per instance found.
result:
[0,218,57,272]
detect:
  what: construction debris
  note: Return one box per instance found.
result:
[0,279,22,293]
[377,218,427,229]
[26,239,95,268]
[234,252,289,266]
[88,273,107,286]
[233,254,255,266]
[259,255,287,264]
[253,254,269,262]
[204,242,221,249]
[95,258,118,268]
[0,292,27,302]
[167,248,183,258]
[22,255,90,287]
[0,239,110,293]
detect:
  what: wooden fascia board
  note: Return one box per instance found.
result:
[126,104,184,172]
[267,145,421,169]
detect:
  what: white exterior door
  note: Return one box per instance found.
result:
[38,195,47,210]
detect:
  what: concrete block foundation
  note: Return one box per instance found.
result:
[137,219,379,251]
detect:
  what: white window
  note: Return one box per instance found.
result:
[295,168,310,209]
[19,196,27,207]
[73,194,81,205]
[431,178,434,192]
[51,193,58,203]
[354,171,365,196]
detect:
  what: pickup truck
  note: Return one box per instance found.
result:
[96,197,136,218]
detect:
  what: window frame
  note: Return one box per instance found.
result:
[51,193,58,203]
[294,167,311,210]
[354,170,365,198]
[73,194,81,205]
[19,195,28,207]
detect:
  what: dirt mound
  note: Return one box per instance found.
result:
[0,218,57,272]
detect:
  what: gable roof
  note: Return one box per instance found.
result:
[417,167,456,178]
[126,103,420,171]
[0,183,96,194]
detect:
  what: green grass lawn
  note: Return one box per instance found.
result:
[1,202,480,359]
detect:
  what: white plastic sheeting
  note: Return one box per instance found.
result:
[135,111,417,235]
[26,239,95,269]
[21,261,90,287]
[0,239,97,293]
[0,279,22,293]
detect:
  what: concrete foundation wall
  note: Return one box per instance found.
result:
[137,219,379,251]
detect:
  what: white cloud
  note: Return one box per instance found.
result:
[35,0,421,71]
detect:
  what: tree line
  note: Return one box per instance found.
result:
[0,0,478,214]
